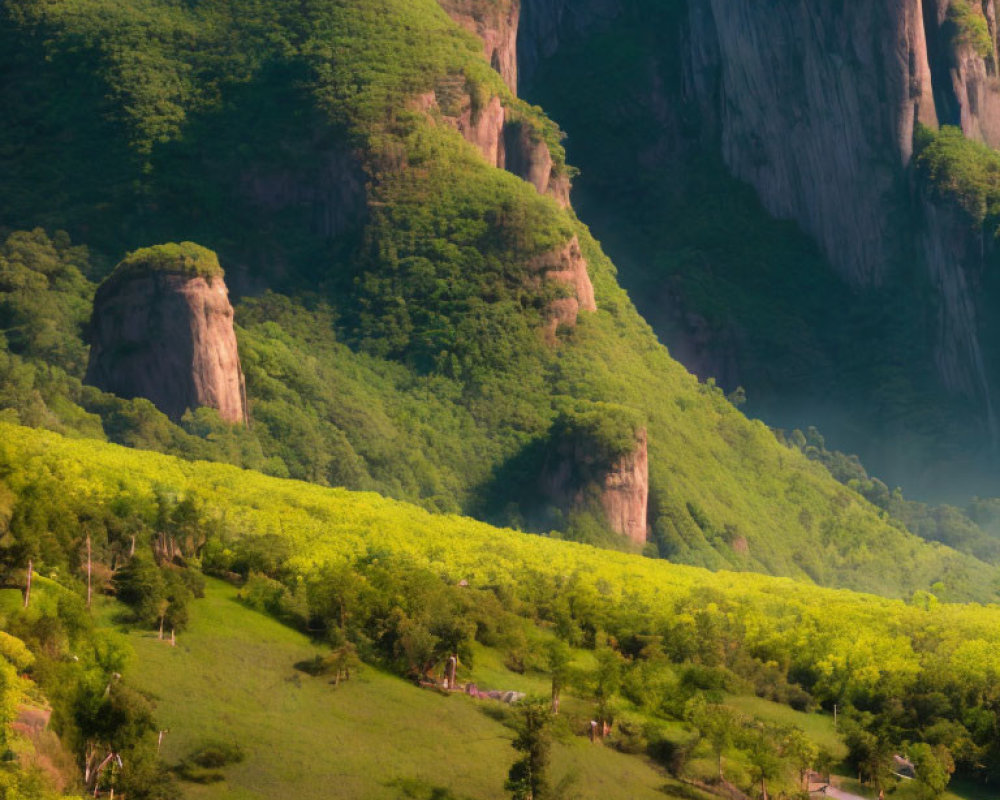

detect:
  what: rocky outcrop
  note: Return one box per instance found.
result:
[418,84,572,206]
[541,424,648,545]
[504,120,571,206]
[530,235,597,338]
[85,244,248,425]
[438,0,520,91]
[598,428,648,545]
[923,0,1000,147]
[686,0,938,288]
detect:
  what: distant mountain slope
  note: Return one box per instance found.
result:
[0,0,994,591]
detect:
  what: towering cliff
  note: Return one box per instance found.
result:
[684,0,1000,439]
[685,0,938,288]
[85,243,248,426]
[516,0,1000,493]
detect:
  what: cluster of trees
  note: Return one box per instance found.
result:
[1,576,175,799]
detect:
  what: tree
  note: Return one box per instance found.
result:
[546,640,572,715]
[781,727,819,789]
[592,646,623,730]
[911,743,955,800]
[743,726,782,800]
[506,700,552,800]
[685,696,741,781]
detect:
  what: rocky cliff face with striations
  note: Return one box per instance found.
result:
[416,79,573,208]
[682,0,1000,435]
[504,120,571,206]
[598,428,648,545]
[85,244,248,425]
[686,0,938,289]
[923,0,1000,147]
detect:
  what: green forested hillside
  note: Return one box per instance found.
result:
[0,0,995,591]
[4,423,1000,798]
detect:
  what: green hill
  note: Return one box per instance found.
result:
[5,424,1000,795]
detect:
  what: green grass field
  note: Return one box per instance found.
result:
[724,694,845,758]
[125,579,679,800]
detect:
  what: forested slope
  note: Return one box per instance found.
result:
[4,423,1000,795]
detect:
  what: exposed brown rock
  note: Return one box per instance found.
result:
[530,235,597,338]
[923,0,1000,148]
[598,428,649,545]
[505,121,571,207]
[437,0,520,91]
[541,425,648,545]
[86,246,248,425]
[458,95,508,168]
[418,86,572,205]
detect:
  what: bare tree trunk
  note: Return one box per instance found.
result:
[551,683,560,715]
[158,615,164,640]
[23,559,31,608]
[86,534,92,609]
[129,535,135,557]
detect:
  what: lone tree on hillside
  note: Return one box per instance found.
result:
[506,699,552,800]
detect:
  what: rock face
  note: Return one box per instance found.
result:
[437,0,520,91]
[686,0,938,288]
[505,121,571,206]
[418,83,572,206]
[530,235,597,337]
[541,426,648,545]
[681,0,1000,436]
[598,428,648,545]
[85,245,248,425]
[923,0,1000,147]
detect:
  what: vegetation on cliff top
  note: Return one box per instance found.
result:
[107,242,224,285]
[946,0,995,60]
[914,124,1000,229]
